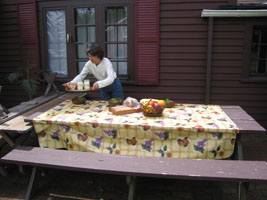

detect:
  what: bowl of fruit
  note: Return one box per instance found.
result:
[72,96,86,104]
[140,99,166,117]
[108,98,123,106]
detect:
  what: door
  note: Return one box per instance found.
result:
[38,0,134,82]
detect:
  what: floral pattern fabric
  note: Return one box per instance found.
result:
[33,100,239,159]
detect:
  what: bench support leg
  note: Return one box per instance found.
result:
[26,167,40,200]
[0,162,7,176]
[0,131,15,147]
[236,134,243,160]
[126,176,136,200]
[238,182,249,200]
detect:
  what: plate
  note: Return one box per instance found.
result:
[66,89,90,93]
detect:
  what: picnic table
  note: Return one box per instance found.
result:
[1,95,267,200]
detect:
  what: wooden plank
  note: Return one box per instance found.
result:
[24,92,84,123]
[0,116,32,133]
[0,92,63,125]
[2,146,267,183]
[221,106,266,134]
[0,92,80,133]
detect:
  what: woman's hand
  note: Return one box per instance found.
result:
[91,82,99,91]
[63,82,77,90]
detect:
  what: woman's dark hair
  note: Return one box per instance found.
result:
[87,44,104,60]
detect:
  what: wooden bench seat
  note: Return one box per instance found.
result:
[1,146,267,200]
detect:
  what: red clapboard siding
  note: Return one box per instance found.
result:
[17,0,40,72]
[135,0,160,85]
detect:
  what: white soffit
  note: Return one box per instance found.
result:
[201,9,267,17]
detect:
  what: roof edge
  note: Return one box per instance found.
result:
[201,9,267,17]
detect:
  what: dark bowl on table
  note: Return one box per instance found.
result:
[72,97,86,104]
[165,100,175,108]
[108,98,123,106]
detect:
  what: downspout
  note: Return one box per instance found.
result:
[205,17,214,104]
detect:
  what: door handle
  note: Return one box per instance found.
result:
[66,33,71,43]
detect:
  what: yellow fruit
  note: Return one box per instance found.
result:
[158,100,166,107]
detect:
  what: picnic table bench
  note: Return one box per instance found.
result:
[1,146,267,200]
[1,99,267,200]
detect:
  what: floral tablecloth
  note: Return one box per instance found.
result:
[33,100,239,159]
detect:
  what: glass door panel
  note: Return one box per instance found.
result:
[75,8,96,72]
[105,6,128,75]
[46,10,67,77]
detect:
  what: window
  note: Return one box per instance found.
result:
[243,23,267,82]
[249,26,267,77]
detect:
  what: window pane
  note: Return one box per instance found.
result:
[78,62,86,73]
[46,10,67,77]
[249,44,258,73]
[118,26,127,42]
[118,44,127,58]
[118,7,127,24]
[106,26,117,41]
[87,8,95,24]
[106,7,127,24]
[76,8,95,25]
[261,28,267,43]
[107,44,117,58]
[118,62,127,75]
[77,27,86,42]
[77,44,88,59]
[258,60,267,73]
[76,8,87,24]
[106,9,116,24]
[259,45,267,59]
[88,27,96,43]
[112,62,118,73]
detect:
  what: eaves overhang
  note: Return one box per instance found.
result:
[201,9,267,17]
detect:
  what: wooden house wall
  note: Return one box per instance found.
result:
[0,0,267,130]
[0,0,37,105]
[211,17,267,129]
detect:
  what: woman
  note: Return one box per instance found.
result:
[64,44,124,100]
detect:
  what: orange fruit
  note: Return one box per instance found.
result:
[158,100,166,107]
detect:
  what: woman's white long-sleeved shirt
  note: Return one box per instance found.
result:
[71,57,117,88]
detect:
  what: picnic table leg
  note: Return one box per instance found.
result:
[126,176,136,200]
[0,162,7,176]
[234,134,249,200]
[238,182,249,200]
[25,166,40,200]
[236,134,243,160]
